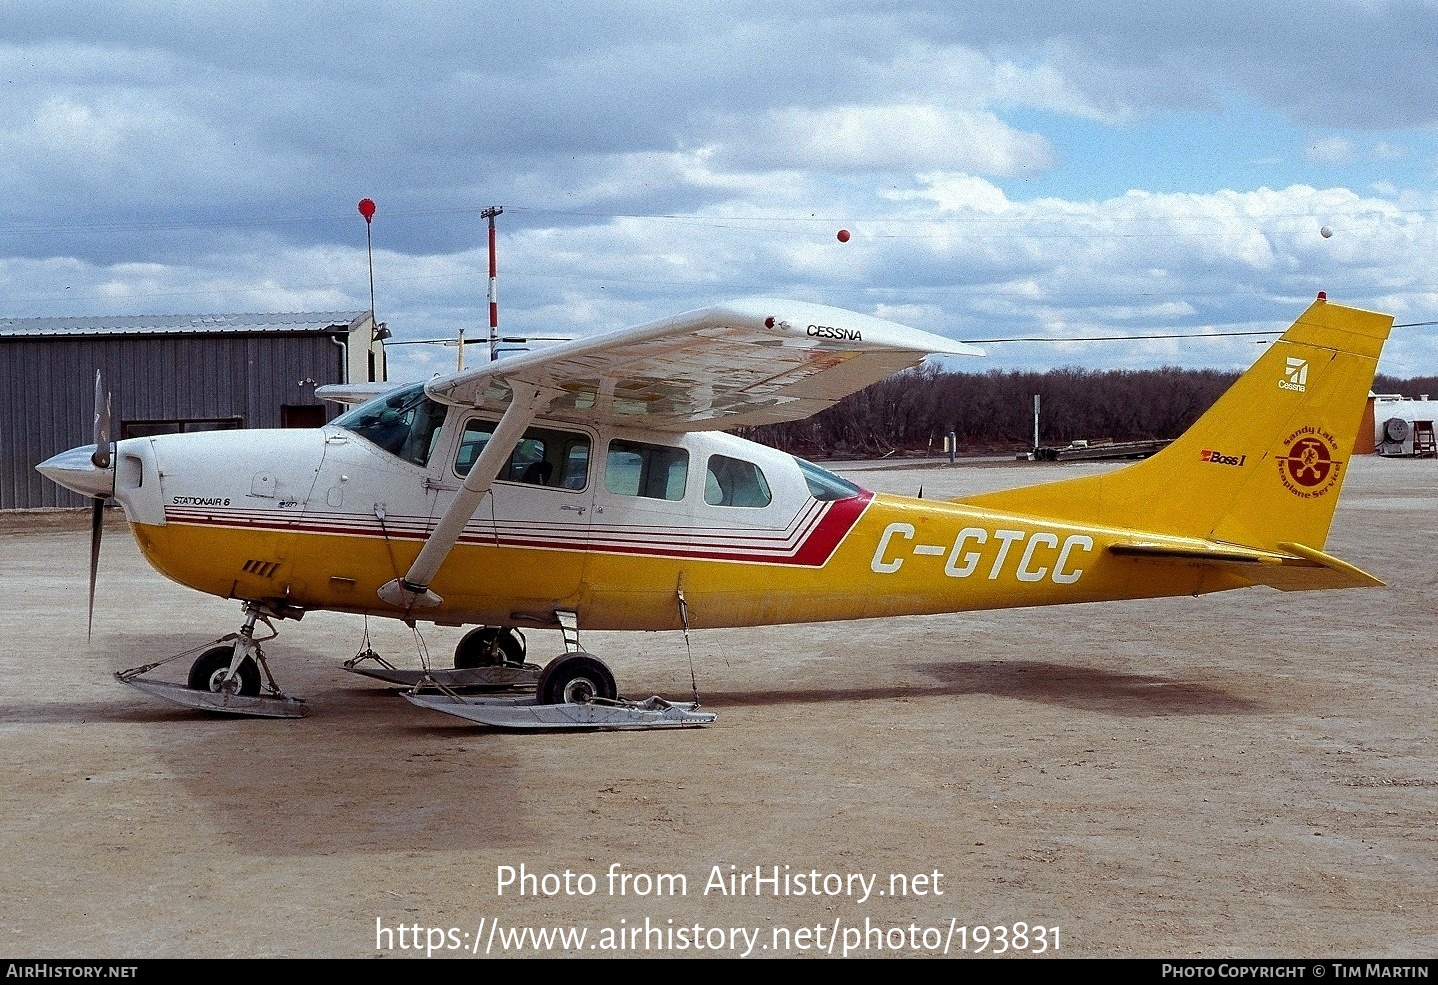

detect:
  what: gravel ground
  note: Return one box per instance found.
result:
[1,455,1434,959]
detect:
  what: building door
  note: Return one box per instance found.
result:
[281,404,327,428]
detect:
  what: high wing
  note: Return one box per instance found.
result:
[362,299,977,612]
[422,298,981,430]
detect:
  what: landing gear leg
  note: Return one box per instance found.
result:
[536,610,615,702]
[556,610,582,654]
[454,626,527,668]
[404,608,714,728]
[115,602,308,718]
[187,604,280,697]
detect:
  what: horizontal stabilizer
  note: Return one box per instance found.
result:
[1109,539,1384,591]
[1272,540,1386,590]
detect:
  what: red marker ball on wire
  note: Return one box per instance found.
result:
[836,229,850,243]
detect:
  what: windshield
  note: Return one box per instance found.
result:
[794,457,863,501]
[333,383,447,467]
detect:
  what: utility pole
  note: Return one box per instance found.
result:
[483,206,504,363]
[1033,394,1041,453]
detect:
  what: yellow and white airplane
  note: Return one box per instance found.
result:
[38,294,1391,725]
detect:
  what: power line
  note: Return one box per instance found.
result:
[2,197,1434,239]
[966,320,1438,344]
[965,330,1276,343]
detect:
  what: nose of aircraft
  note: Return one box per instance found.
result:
[36,444,116,499]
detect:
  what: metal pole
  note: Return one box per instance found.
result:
[365,222,376,330]
[482,206,504,362]
[357,198,381,379]
[1033,394,1041,452]
[358,198,377,332]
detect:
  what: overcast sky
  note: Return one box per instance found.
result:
[3,1,1437,381]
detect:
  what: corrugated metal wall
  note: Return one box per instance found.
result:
[2,333,346,508]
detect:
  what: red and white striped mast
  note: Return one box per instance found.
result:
[482,205,503,364]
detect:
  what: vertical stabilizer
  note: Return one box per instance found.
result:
[958,298,1393,551]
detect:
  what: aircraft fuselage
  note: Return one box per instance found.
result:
[94,393,1234,633]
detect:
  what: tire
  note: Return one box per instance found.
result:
[454,626,526,669]
[188,645,261,697]
[537,653,617,705]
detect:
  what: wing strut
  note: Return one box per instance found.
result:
[377,381,548,611]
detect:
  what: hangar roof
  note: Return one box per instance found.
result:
[0,311,370,339]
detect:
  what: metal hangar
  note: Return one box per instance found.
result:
[1,311,387,509]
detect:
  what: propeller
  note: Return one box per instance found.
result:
[88,371,114,640]
[91,371,112,469]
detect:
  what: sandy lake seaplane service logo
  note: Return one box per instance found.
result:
[1276,425,1343,499]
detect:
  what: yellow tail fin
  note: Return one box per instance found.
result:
[959,297,1393,552]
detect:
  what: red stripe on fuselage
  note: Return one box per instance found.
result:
[163,491,873,568]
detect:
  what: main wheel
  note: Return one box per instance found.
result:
[454,626,527,668]
[187,645,261,697]
[537,653,617,705]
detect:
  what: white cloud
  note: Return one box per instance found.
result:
[6,173,1435,379]
[1305,136,1355,164]
[885,172,1015,213]
[3,5,1438,385]
[713,104,1055,176]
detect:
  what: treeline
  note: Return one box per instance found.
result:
[1374,373,1438,397]
[739,367,1438,458]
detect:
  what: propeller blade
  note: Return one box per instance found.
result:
[91,371,112,470]
[88,496,104,641]
[84,369,116,639]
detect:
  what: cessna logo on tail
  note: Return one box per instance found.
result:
[1279,357,1308,392]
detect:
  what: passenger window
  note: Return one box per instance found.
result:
[454,420,589,489]
[605,440,688,500]
[705,455,772,507]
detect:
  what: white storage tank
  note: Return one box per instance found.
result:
[1372,394,1438,456]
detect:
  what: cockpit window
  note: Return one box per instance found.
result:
[795,457,863,502]
[333,383,447,467]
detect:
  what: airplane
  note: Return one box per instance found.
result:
[37,293,1392,726]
